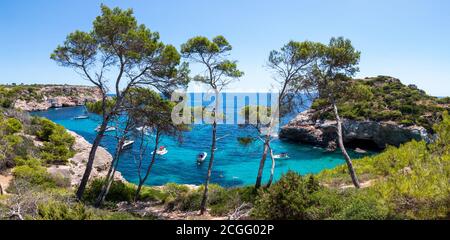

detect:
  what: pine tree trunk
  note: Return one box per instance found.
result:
[134,134,160,201]
[200,120,217,215]
[266,147,275,188]
[255,135,270,188]
[76,116,110,200]
[333,102,360,188]
[95,138,124,207]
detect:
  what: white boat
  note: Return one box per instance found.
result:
[273,153,289,159]
[136,126,152,135]
[152,146,168,156]
[197,152,207,163]
[121,140,134,150]
[74,115,89,120]
[95,126,116,132]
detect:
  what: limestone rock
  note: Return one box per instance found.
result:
[279,109,430,150]
[14,85,102,112]
[47,131,125,188]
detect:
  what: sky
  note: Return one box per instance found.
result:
[0,0,449,96]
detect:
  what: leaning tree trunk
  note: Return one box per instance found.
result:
[135,133,160,201]
[200,120,217,215]
[0,184,3,195]
[255,135,270,189]
[266,147,275,188]
[95,138,125,207]
[333,102,360,188]
[76,116,110,200]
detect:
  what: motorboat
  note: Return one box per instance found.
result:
[152,146,168,156]
[121,140,134,150]
[197,152,208,163]
[95,126,116,132]
[136,126,152,135]
[74,115,89,120]
[273,152,289,159]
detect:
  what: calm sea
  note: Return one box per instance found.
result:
[31,93,368,187]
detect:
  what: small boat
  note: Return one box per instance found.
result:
[197,152,208,163]
[136,126,152,135]
[152,146,168,156]
[121,140,134,150]
[273,152,289,159]
[74,115,89,120]
[95,126,116,132]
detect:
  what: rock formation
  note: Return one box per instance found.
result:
[279,109,430,150]
[47,130,124,187]
[13,85,102,111]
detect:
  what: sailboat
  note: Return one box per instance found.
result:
[74,115,89,120]
[74,105,90,120]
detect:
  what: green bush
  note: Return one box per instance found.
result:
[83,179,137,203]
[36,201,94,220]
[31,117,75,164]
[3,118,22,134]
[252,172,321,220]
[12,165,55,188]
[33,117,56,141]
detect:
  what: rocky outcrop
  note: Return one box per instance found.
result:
[47,131,124,187]
[14,85,102,111]
[279,110,430,150]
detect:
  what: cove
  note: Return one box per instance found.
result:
[31,105,371,187]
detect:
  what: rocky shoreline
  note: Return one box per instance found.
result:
[14,85,102,111]
[47,131,125,187]
[279,109,430,150]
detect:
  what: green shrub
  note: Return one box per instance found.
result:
[31,117,75,164]
[3,118,22,134]
[33,117,56,141]
[83,179,137,203]
[14,156,41,167]
[36,201,94,220]
[40,142,75,164]
[252,172,321,220]
[12,165,55,188]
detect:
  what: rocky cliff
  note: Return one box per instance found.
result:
[279,109,430,150]
[13,85,102,111]
[47,131,124,187]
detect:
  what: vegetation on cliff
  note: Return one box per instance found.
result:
[311,76,449,130]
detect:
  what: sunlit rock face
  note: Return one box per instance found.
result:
[14,86,102,111]
[279,109,430,151]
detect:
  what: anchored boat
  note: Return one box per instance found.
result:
[121,140,134,150]
[152,146,168,156]
[74,115,89,120]
[95,126,116,132]
[273,152,289,159]
[196,152,208,163]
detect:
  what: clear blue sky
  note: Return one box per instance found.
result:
[1,0,449,96]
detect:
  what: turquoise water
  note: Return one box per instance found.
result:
[31,103,369,187]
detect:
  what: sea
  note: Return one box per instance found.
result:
[31,93,370,187]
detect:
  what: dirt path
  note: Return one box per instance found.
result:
[0,172,13,195]
[116,201,227,220]
[339,179,377,190]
